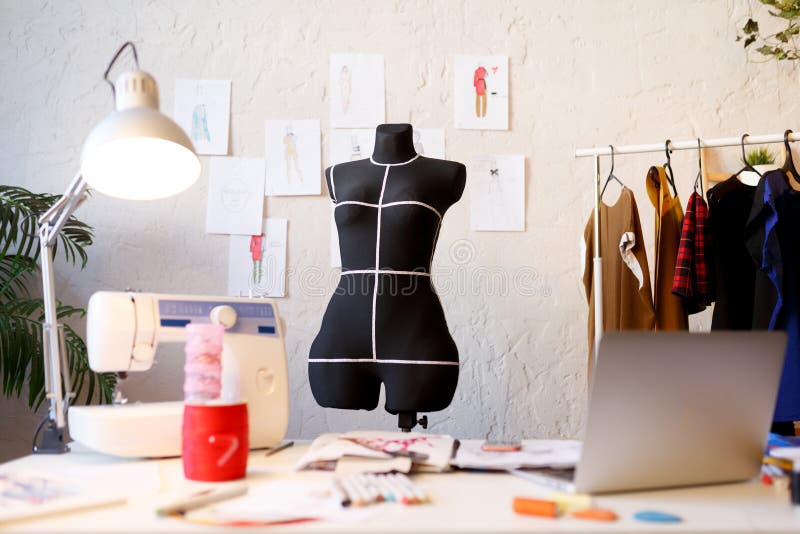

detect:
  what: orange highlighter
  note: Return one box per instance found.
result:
[513,497,561,518]
[513,497,619,522]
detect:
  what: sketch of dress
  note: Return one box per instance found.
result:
[349,134,362,161]
[339,65,352,114]
[473,66,487,118]
[247,234,277,297]
[488,159,501,194]
[221,177,249,213]
[249,235,263,291]
[283,127,303,182]
[191,104,211,142]
[413,130,425,156]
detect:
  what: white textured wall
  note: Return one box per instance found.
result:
[2,0,799,462]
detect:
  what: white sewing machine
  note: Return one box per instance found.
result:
[67,291,289,458]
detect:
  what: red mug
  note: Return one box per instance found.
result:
[182,402,249,481]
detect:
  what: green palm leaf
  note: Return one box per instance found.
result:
[0,184,113,410]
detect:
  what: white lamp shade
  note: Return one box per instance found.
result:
[81,71,201,200]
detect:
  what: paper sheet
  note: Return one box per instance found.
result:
[454,55,509,130]
[173,79,231,155]
[265,119,321,196]
[330,54,385,128]
[0,463,159,524]
[188,480,375,526]
[329,128,376,165]
[227,218,288,297]
[413,128,446,159]
[206,157,266,235]
[296,432,454,473]
[451,440,582,471]
[469,154,526,231]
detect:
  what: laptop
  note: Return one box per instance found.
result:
[513,331,787,494]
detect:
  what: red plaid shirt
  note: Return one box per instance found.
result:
[672,191,713,313]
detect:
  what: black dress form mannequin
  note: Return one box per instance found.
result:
[309,124,466,431]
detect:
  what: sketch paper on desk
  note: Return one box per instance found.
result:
[329,129,375,165]
[470,155,525,231]
[265,119,321,196]
[188,480,374,526]
[451,440,582,471]
[413,128,446,159]
[0,462,158,524]
[174,79,231,155]
[206,157,266,235]
[330,204,341,268]
[454,55,509,130]
[228,218,288,298]
[330,53,385,128]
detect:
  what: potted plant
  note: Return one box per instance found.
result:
[0,185,114,415]
[740,147,779,185]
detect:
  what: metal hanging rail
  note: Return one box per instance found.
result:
[576,132,800,158]
[576,131,799,369]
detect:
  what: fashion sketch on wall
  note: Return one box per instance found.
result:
[329,128,376,165]
[454,55,509,130]
[329,53,385,128]
[265,119,321,196]
[205,157,265,235]
[228,218,288,298]
[412,128,446,159]
[469,154,525,231]
[174,79,231,155]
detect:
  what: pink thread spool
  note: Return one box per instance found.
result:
[184,323,224,402]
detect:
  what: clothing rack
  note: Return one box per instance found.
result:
[575,131,800,367]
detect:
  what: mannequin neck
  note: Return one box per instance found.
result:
[371,124,417,164]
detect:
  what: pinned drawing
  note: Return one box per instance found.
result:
[454,55,509,130]
[413,128,446,159]
[283,126,303,183]
[206,157,265,235]
[339,65,352,114]
[330,53,385,128]
[329,128,376,165]
[192,104,211,143]
[470,154,525,231]
[228,218,288,298]
[174,80,231,155]
[265,119,321,196]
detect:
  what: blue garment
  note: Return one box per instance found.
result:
[745,170,800,422]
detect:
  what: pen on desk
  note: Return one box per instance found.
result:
[156,484,248,517]
[264,440,294,457]
[331,478,351,507]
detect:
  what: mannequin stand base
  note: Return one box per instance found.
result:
[398,412,428,433]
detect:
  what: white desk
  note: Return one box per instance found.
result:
[2,442,800,533]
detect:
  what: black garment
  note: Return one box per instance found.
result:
[706,177,757,330]
[309,154,465,414]
[771,420,797,436]
[745,170,800,422]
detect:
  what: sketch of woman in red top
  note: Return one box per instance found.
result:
[474,65,487,118]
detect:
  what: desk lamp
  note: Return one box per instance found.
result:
[33,42,201,453]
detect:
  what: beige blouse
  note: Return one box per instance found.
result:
[583,187,656,373]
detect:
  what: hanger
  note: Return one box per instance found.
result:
[732,133,762,184]
[693,138,704,198]
[782,129,800,183]
[600,145,624,199]
[662,139,678,197]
